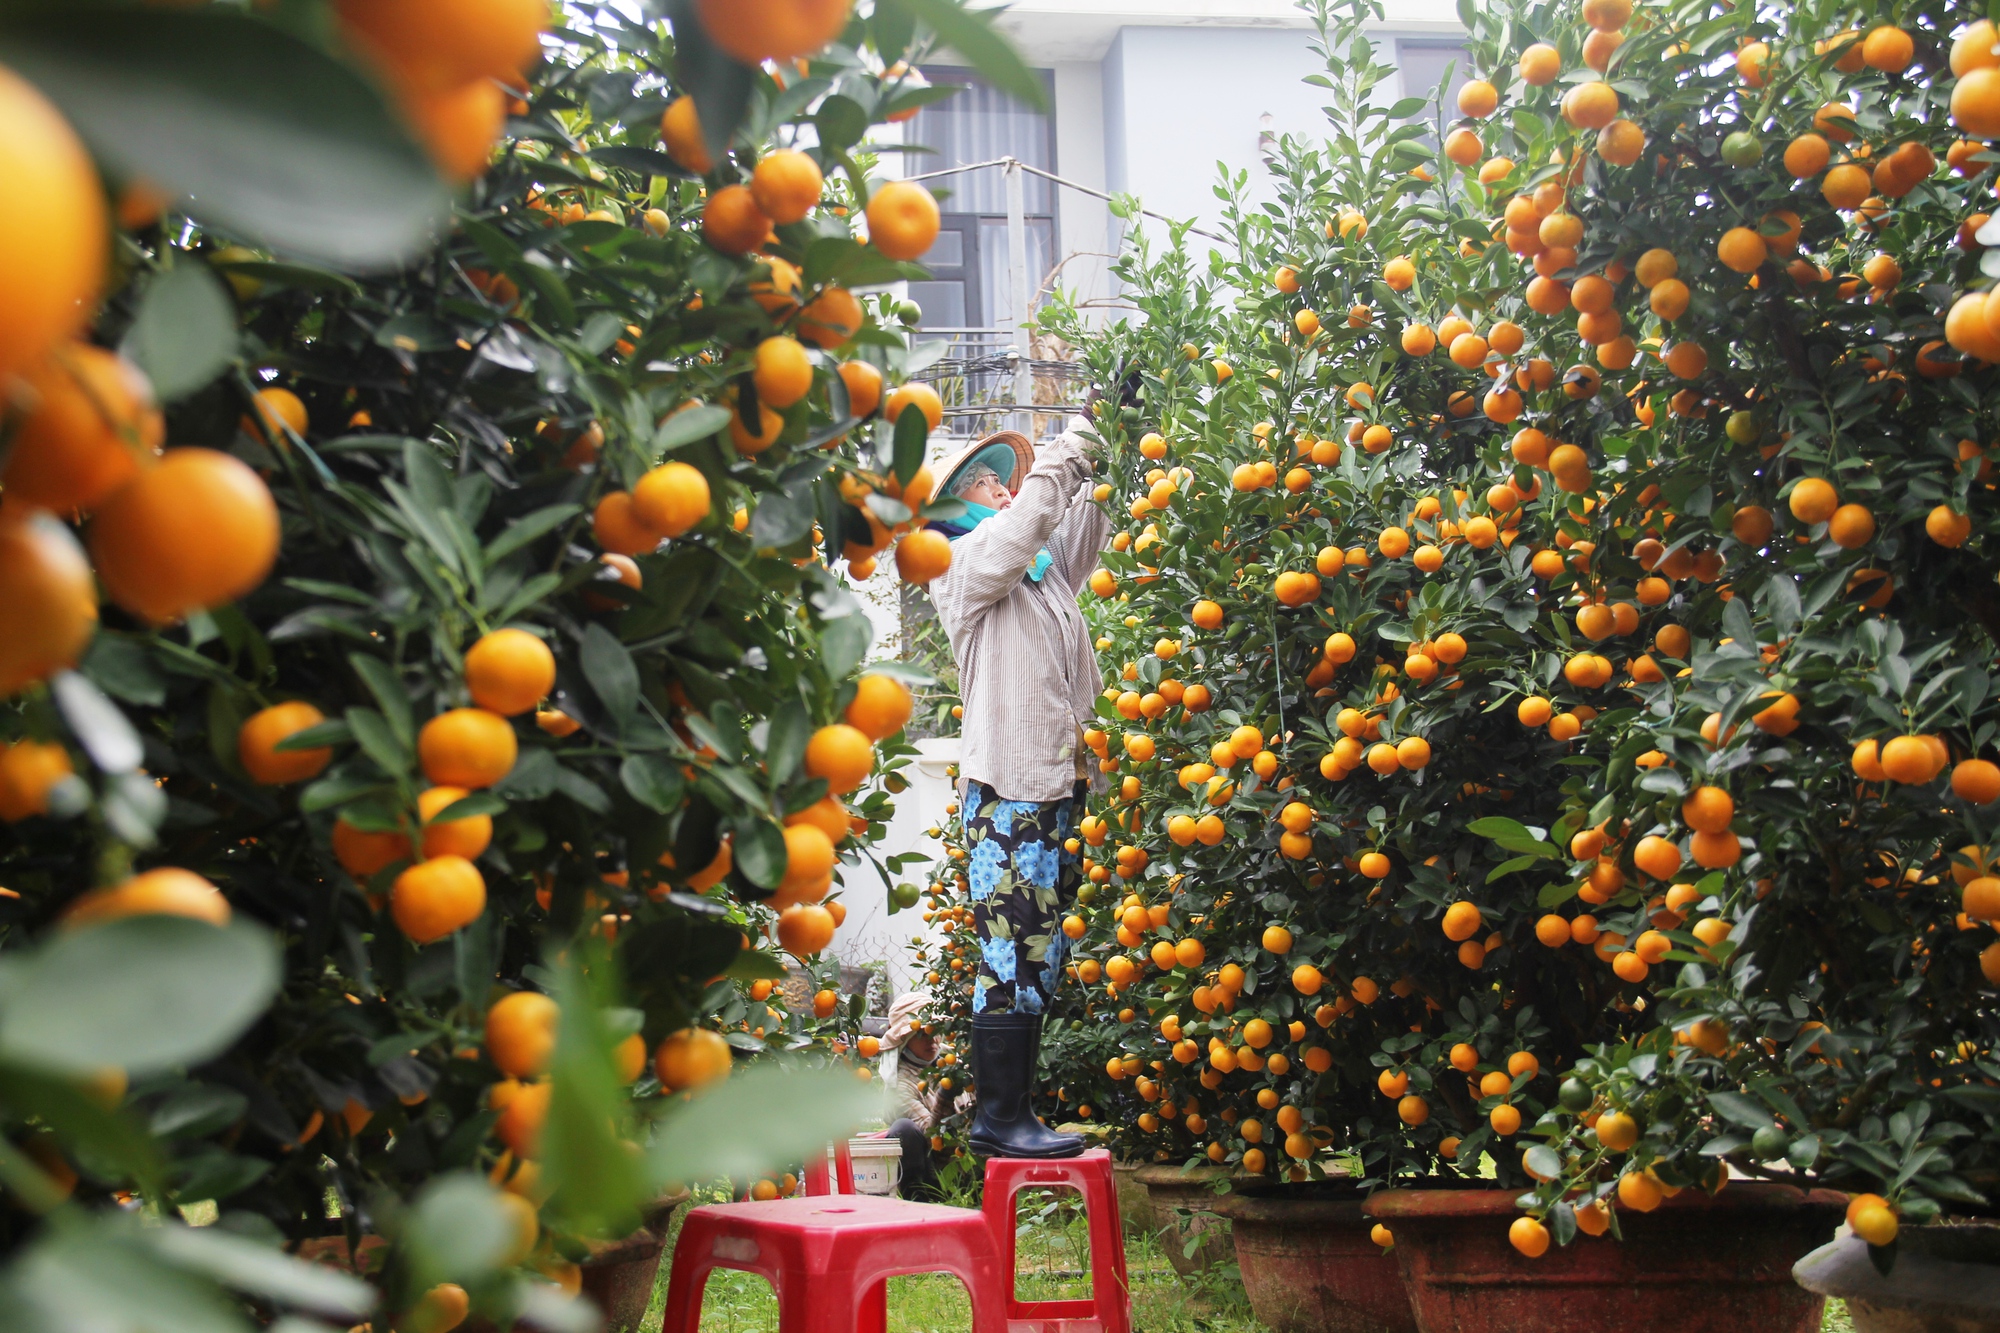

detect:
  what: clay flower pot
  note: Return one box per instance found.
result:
[1795,1219,2000,1332]
[1113,1159,1153,1240]
[578,1188,691,1330]
[1209,1180,1417,1333]
[1367,1183,1844,1333]
[1135,1162,1235,1274]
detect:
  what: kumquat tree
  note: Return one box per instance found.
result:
[0,0,1039,1327]
[998,0,2000,1267]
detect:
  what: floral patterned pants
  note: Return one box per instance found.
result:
[963,779,1086,1014]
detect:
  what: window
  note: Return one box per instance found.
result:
[903,68,1057,333]
[1397,41,1473,117]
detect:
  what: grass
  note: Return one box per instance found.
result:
[637,1188,1857,1333]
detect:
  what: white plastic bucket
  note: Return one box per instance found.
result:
[847,1136,903,1196]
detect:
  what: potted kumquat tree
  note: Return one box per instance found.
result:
[948,0,2000,1327]
[0,0,1043,1326]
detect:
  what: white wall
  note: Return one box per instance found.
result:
[1102,25,1334,236]
[1099,22,1465,246]
[830,737,959,998]
[1050,60,1115,322]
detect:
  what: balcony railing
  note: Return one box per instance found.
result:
[908,327,1089,441]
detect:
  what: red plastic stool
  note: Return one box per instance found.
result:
[982,1149,1131,1333]
[661,1193,1008,1333]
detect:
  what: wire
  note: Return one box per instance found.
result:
[896,155,1228,243]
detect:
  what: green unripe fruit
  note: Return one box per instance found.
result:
[1721,131,1763,167]
[1559,1078,1594,1113]
[1751,1123,1790,1158]
[1725,411,1761,445]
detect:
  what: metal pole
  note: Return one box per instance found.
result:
[1005,157,1033,434]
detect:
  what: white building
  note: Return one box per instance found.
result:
[899,0,1467,339]
[830,0,1467,996]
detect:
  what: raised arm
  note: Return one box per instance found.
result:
[935,417,1097,616]
[1049,479,1112,590]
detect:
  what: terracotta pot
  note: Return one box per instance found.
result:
[1135,1162,1234,1275]
[1367,1183,1844,1333]
[1795,1220,2000,1332]
[579,1189,691,1333]
[293,1232,387,1274]
[1113,1160,1152,1240]
[1209,1181,1417,1333]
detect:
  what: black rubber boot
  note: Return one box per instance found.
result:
[968,1011,1085,1159]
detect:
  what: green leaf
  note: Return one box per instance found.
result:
[872,0,917,61]
[893,403,927,487]
[401,1174,523,1289]
[0,1060,165,1194]
[0,918,281,1078]
[653,405,732,455]
[554,765,612,815]
[1707,1090,1776,1132]
[646,1062,888,1186]
[814,95,870,152]
[496,572,565,623]
[51,670,143,774]
[483,503,581,567]
[512,256,577,329]
[724,950,789,981]
[81,634,167,707]
[271,719,351,752]
[148,1224,376,1319]
[540,954,644,1239]
[764,701,812,787]
[120,263,236,402]
[0,1215,256,1333]
[209,259,362,297]
[822,614,872,682]
[898,0,1047,110]
[578,311,627,357]
[666,0,758,163]
[299,774,389,813]
[430,791,506,824]
[1759,574,1802,640]
[1464,817,1554,856]
[1636,767,1688,796]
[0,8,450,266]
[1522,1144,1563,1181]
[620,755,685,814]
[580,623,640,723]
[586,145,683,176]
[493,748,560,802]
[864,492,916,528]
[346,654,413,748]
[344,706,410,776]
[1536,880,1579,908]
[882,82,960,121]
[750,489,815,548]
[732,817,788,890]
[149,1083,248,1139]
[802,236,917,289]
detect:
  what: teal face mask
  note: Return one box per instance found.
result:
[955,502,1053,582]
